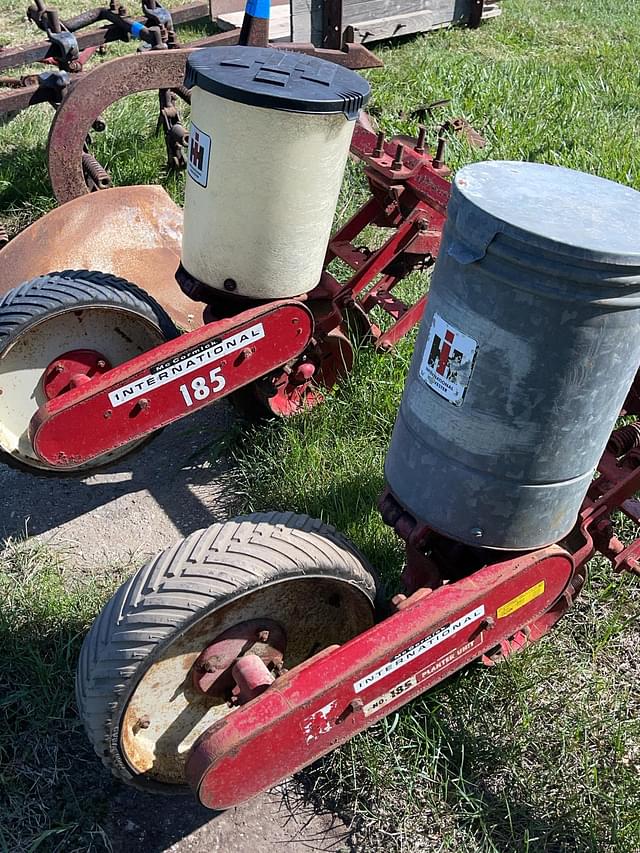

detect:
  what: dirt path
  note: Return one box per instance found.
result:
[0,403,353,853]
[0,405,236,565]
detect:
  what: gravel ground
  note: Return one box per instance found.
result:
[0,402,353,852]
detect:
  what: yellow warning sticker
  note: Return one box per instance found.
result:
[497,580,545,619]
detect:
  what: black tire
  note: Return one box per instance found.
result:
[76,512,381,793]
[0,269,179,475]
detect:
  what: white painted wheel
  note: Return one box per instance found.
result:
[77,513,380,792]
[0,270,178,474]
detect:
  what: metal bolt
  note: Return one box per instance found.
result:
[53,363,65,374]
[242,348,253,360]
[103,410,112,419]
[417,218,429,232]
[96,359,106,369]
[138,398,150,411]
[391,593,407,609]
[257,629,270,643]
[415,125,427,155]
[372,131,385,158]
[481,616,496,629]
[223,278,237,292]
[432,137,447,169]
[471,528,484,539]
[391,143,405,171]
[136,715,151,730]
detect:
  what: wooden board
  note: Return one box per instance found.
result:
[291,0,501,45]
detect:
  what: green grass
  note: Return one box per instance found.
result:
[0,540,123,852]
[231,351,640,852]
[1,0,639,851]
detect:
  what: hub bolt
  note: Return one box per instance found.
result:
[257,629,270,643]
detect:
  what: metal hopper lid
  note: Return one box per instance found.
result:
[449,160,640,268]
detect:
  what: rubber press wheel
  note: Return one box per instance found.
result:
[0,269,179,474]
[76,512,380,792]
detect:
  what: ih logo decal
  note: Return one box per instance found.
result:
[420,312,478,406]
[187,123,211,188]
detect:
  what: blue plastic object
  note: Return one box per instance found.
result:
[246,0,270,19]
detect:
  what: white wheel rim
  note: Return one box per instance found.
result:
[0,306,165,470]
[119,576,374,785]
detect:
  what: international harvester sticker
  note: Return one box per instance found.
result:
[420,312,478,406]
[187,123,211,188]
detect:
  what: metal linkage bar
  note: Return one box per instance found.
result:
[0,1,210,73]
[319,123,451,349]
[186,543,574,809]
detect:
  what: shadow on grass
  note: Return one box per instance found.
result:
[0,618,217,852]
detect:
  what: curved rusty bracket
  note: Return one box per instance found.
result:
[48,48,193,203]
[46,38,245,204]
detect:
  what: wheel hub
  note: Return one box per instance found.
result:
[260,329,354,417]
[118,575,373,784]
[42,349,111,400]
[192,618,287,699]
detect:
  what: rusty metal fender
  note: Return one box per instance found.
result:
[0,185,198,331]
